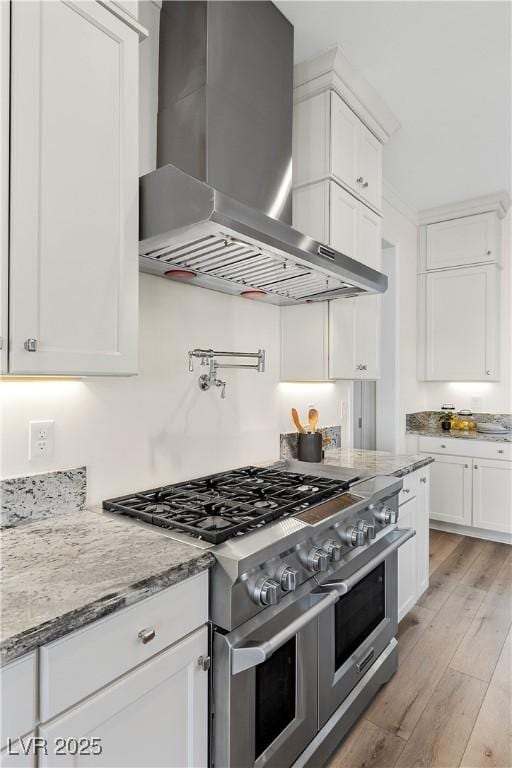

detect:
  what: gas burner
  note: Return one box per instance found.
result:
[103,466,353,544]
[254,499,279,509]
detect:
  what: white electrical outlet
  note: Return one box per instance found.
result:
[29,420,55,460]
[471,396,483,411]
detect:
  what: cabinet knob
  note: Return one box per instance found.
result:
[441,444,446,448]
[198,655,211,671]
[474,465,478,470]
[464,464,469,468]
[420,477,427,483]
[498,449,504,454]
[486,250,492,255]
[24,338,38,352]
[486,370,492,376]
[402,487,411,494]
[362,181,369,188]
[138,627,156,644]
[356,176,364,184]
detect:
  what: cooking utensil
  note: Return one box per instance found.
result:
[308,408,319,433]
[291,408,306,434]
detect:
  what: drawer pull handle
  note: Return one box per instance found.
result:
[440,444,446,448]
[138,628,156,644]
[498,450,504,454]
[465,464,469,468]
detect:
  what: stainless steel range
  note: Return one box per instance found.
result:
[103,462,414,768]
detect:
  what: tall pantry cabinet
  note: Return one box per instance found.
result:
[281,49,398,382]
[2,0,144,376]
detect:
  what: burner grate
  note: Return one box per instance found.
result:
[103,466,352,544]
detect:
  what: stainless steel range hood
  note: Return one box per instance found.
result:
[139,1,388,304]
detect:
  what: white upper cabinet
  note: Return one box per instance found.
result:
[358,123,382,211]
[293,91,383,214]
[281,302,330,382]
[418,264,499,381]
[9,0,139,375]
[328,295,381,380]
[421,212,501,271]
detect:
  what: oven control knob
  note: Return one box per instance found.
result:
[357,520,376,540]
[373,506,398,525]
[307,547,329,573]
[253,578,279,606]
[340,526,365,548]
[278,566,298,592]
[323,539,342,562]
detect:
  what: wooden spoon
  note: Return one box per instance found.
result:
[308,408,319,433]
[291,408,306,434]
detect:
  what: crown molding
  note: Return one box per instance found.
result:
[293,46,400,144]
[419,191,511,225]
[382,181,419,225]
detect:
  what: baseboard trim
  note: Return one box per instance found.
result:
[430,520,512,545]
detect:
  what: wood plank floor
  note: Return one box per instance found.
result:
[326,530,512,768]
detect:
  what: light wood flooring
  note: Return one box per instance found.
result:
[326,530,512,768]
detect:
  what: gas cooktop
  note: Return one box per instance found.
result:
[102,466,358,544]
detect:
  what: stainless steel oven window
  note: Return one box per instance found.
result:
[333,562,386,670]
[255,635,297,759]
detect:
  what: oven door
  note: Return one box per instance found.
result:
[317,528,415,727]
[213,584,337,768]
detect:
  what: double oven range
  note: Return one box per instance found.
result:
[104,461,413,768]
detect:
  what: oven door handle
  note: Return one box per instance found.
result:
[319,528,415,597]
[230,591,338,675]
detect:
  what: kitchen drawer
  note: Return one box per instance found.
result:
[40,570,208,722]
[0,653,37,749]
[418,436,512,461]
[399,471,419,506]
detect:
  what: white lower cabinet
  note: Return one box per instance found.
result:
[428,454,472,526]
[397,467,430,621]
[40,627,208,768]
[472,458,512,534]
[413,436,512,538]
[398,495,418,620]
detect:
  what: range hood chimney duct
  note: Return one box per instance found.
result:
[139,1,388,304]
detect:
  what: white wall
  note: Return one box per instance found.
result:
[380,197,422,451]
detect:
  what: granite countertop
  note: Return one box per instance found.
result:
[0,510,214,666]
[322,448,434,478]
[406,426,511,443]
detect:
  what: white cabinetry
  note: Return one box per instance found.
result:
[40,627,208,768]
[280,302,330,382]
[472,459,512,534]
[417,200,505,383]
[428,454,472,526]
[8,0,139,375]
[0,0,8,374]
[422,212,500,270]
[397,467,430,621]
[410,434,512,540]
[418,265,499,381]
[294,91,382,212]
[329,295,380,380]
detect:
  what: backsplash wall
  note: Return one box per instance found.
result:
[0,276,348,505]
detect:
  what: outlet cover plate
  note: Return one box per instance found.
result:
[29,420,55,460]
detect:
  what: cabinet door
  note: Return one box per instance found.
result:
[328,298,355,379]
[426,213,499,270]
[357,204,382,269]
[354,296,380,379]
[293,92,330,187]
[423,265,499,381]
[426,454,472,525]
[293,181,329,243]
[330,92,360,195]
[40,627,208,768]
[472,459,512,534]
[358,124,382,212]
[416,469,430,596]
[329,182,358,259]
[281,302,330,381]
[10,1,138,375]
[398,497,418,620]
